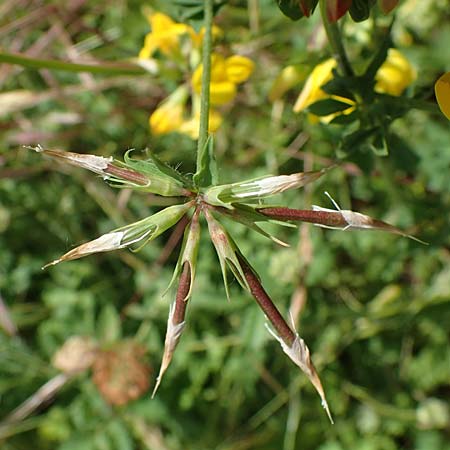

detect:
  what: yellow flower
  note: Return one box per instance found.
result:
[293,59,355,123]
[189,25,223,48]
[149,86,188,135]
[269,65,303,102]
[375,49,416,96]
[434,72,450,120]
[179,109,223,139]
[225,55,255,83]
[192,53,254,106]
[149,87,223,139]
[293,59,337,113]
[293,49,415,122]
[139,12,190,59]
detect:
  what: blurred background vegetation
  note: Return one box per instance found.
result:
[1,0,449,449]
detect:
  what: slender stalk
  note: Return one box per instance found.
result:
[319,0,353,77]
[196,0,214,169]
[0,51,145,75]
[1,374,71,426]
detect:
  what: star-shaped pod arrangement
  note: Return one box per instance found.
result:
[30,145,425,422]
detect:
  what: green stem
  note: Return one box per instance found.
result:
[0,51,145,76]
[319,0,353,77]
[196,0,213,170]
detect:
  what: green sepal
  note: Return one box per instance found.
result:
[121,202,193,252]
[329,110,359,125]
[205,211,250,301]
[120,149,192,196]
[337,127,377,157]
[308,98,354,116]
[193,136,218,189]
[363,26,392,82]
[164,210,201,300]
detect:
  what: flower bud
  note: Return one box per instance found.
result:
[150,85,188,136]
[225,55,254,84]
[435,72,450,120]
[375,49,416,96]
[203,170,325,207]
[269,65,303,102]
[44,202,194,267]
[29,146,191,197]
[311,192,426,243]
[326,0,352,22]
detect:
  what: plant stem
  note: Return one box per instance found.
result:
[319,0,353,77]
[196,0,213,171]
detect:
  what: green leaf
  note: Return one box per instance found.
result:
[193,136,218,188]
[349,0,376,22]
[337,127,377,156]
[308,98,354,116]
[321,75,356,99]
[276,0,305,20]
[329,110,359,124]
[369,131,389,156]
[363,27,392,82]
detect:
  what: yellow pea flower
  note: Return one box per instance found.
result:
[434,72,450,120]
[139,12,191,59]
[189,25,223,48]
[293,59,355,123]
[293,59,337,113]
[192,53,254,106]
[149,86,188,135]
[375,49,416,96]
[179,109,223,139]
[294,49,415,122]
[225,55,255,83]
[269,65,303,102]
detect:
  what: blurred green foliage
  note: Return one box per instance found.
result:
[1,0,449,449]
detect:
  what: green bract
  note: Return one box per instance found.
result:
[44,201,194,267]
